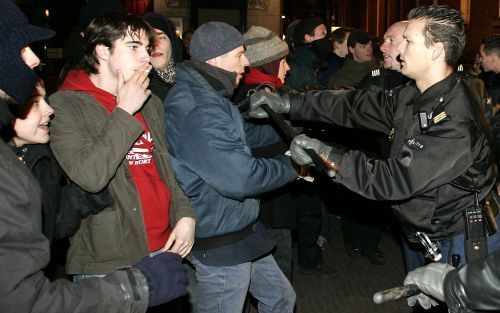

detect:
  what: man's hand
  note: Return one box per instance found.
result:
[162,217,195,258]
[248,91,290,118]
[404,262,455,309]
[116,63,152,115]
[291,134,333,166]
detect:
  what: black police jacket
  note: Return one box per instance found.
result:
[289,72,496,241]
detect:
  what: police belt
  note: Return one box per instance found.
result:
[192,222,255,251]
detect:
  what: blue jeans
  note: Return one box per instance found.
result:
[191,254,295,313]
[402,213,500,272]
[267,228,293,282]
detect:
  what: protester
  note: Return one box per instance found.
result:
[0,1,188,312]
[182,28,194,60]
[249,5,500,276]
[234,25,296,281]
[285,17,330,90]
[144,12,183,101]
[280,17,338,277]
[4,82,61,240]
[49,12,196,284]
[479,34,500,106]
[328,30,378,89]
[165,21,297,313]
[318,27,352,86]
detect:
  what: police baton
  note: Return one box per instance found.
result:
[259,103,337,175]
[373,284,421,304]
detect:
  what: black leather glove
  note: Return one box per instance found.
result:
[248,91,290,118]
[291,134,337,177]
[291,134,332,165]
[132,252,188,307]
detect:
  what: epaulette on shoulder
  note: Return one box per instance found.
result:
[456,64,470,80]
[371,68,381,77]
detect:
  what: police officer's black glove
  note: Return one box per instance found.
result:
[132,252,188,307]
[248,91,290,118]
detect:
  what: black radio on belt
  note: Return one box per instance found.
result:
[464,203,488,262]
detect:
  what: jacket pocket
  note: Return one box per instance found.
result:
[85,209,125,262]
[393,195,438,236]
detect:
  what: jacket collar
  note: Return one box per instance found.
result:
[412,72,459,113]
[182,59,237,98]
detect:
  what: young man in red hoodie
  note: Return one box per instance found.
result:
[49,13,196,287]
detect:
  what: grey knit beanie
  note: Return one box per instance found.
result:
[190,21,244,61]
[244,26,289,67]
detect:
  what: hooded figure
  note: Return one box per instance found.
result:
[144,12,184,101]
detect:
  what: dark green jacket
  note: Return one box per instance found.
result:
[328,56,377,89]
[49,91,195,274]
[285,45,323,91]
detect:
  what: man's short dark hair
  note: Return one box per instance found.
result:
[481,35,500,57]
[80,12,153,74]
[408,5,465,67]
[331,27,354,44]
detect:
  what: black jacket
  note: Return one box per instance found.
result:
[13,143,64,243]
[357,68,410,92]
[289,72,496,241]
[444,249,500,312]
[0,140,149,313]
[149,69,174,102]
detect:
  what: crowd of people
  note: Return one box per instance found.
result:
[1,0,500,312]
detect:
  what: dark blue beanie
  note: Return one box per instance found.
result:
[190,21,244,61]
[0,0,55,105]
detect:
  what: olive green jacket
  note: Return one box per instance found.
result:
[49,91,195,274]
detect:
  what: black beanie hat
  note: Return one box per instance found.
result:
[190,21,244,61]
[293,17,323,45]
[0,0,55,105]
[143,12,184,63]
[347,30,371,48]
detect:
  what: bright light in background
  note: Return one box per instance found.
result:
[331,26,340,32]
[45,9,50,17]
[281,15,285,19]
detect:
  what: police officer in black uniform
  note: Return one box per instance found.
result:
[248,5,500,278]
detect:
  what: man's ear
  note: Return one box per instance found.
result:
[431,42,444,61]
[95,44,110,61]
[348,46,354,54]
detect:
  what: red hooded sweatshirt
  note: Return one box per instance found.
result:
[59,69,171,252]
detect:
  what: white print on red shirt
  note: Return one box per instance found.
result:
[127,131,154,166]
